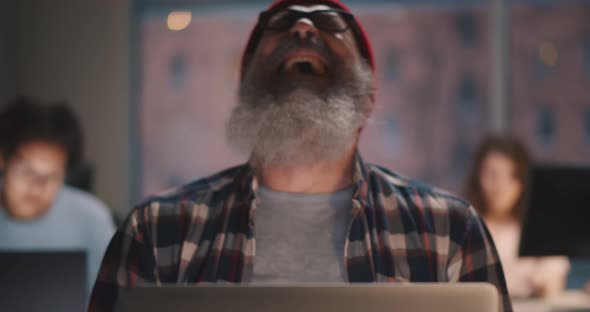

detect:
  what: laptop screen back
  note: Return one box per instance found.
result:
[122,284,499,312]
[0,251,86,312]
[519,165,590,257]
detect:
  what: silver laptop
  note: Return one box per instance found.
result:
[122,283,500,312]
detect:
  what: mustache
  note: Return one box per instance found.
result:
[266,38,335,70]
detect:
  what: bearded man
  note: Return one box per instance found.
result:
[89,1,512,311]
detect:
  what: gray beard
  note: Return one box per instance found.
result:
[226,60,373,168]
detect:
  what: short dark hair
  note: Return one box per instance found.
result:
[463,134,532,221]
[0,96,84,169]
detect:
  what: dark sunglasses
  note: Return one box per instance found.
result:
[258,9,356,33]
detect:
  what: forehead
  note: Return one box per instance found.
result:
[12,142,67,168]
[483,151,516,170]
[287,5,333,12]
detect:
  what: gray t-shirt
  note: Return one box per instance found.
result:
[252,186,353,283]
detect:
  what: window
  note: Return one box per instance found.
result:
[453,141,471,173]
[384,49,398,81]
[381,113,401,155]
[170,55,186,90]
[510,3,590,168]
[536,106,555,146]
[457,74,479,122]
[454,12,477,48]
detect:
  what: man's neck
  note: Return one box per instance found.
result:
[257,146,357,193]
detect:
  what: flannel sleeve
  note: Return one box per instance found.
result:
[88,208,158,312]
[448,205,513,312]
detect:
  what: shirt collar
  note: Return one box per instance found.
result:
[240,150,372,210]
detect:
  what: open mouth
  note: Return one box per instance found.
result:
[280,52,327,76]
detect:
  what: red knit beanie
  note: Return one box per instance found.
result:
[240,0,375,80]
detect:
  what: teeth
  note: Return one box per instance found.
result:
[284,56,325,74]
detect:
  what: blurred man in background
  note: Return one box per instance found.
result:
[90,0,512,311]
[0,97,115,290]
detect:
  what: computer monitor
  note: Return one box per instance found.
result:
[0,251,87,312]
[519,165,590,257]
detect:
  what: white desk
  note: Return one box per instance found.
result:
[513,291,590,312]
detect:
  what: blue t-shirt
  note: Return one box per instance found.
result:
[0,185,116,291]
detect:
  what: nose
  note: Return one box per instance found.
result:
[289,18,319,40]
[27,182,45,198]
[28,175,53,195]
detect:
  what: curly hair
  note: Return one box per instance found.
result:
[464,134,532,221]
[0,96,84,170]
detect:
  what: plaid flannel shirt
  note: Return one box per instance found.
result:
[89,154,512,311]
